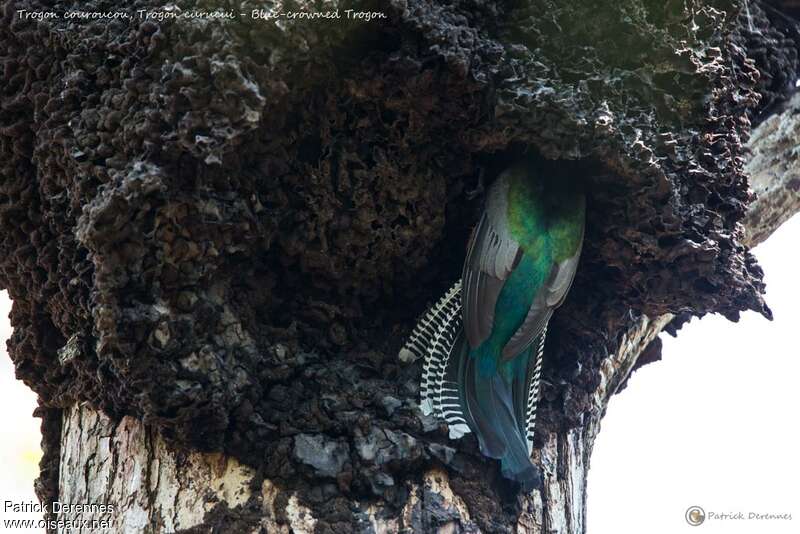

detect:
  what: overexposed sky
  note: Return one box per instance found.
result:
[589,214,800,533]
[0,290,41,533]
[0,216,797,533]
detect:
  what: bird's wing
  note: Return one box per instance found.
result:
[500,240,582,360]
[462,181,521,348]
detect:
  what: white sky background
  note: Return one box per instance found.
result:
[0,215,797,533]
[589,214,800,533]
[0,290,41,533]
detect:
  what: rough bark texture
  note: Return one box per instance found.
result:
[56,314,670,533]
[766,0,800,20]
[59,404,256,533]
[1,0,799,532]
[743,91,800,245]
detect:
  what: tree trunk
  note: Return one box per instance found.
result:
[1,1,799,533]
[52,88,800,533]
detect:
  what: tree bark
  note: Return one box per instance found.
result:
[1,1,798,533]
[54,92,800,532]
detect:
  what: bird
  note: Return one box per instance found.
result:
[399,160,585,490]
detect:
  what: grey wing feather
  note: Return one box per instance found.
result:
[545,243,582,307]
[462,180,521,349]
[501,243,582,360]
[501,304,552,360]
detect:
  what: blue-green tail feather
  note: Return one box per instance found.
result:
[465,342,542,490]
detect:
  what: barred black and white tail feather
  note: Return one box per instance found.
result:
[398,280,462,363]
[422,300,473,437]
[398,280,472,439]
[524,323,547,454]
[399,280,547,446]
[419,317,459,415]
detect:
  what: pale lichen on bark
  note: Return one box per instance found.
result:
[744,92,800,245]
[59,405,254,532]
